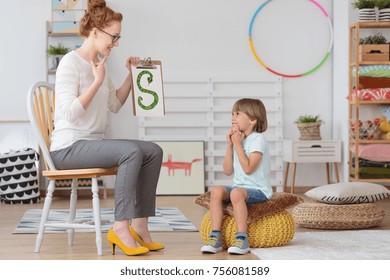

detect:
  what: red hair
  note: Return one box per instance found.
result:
[79,0,123,38]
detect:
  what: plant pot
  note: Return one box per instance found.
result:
[50,54,65,70]
[378,8,390,22]
[297,122,322,140]
[358,8,377,22]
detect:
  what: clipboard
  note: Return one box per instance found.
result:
[130,57,165,116]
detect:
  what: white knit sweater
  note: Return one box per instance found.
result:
[50,51,123,151]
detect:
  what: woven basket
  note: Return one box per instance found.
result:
[297,122,322,140]
[292,202,385,230]
[349,119,380,140]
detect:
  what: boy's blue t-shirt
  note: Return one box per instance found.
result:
[232,132,272,199]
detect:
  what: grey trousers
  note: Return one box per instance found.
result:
[51,139,163,221]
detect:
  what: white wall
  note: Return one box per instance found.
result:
[0,0,51,152]
[0,0,337,188]
[0,1,50,121]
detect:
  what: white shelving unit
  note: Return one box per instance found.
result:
[47,0,86,82]
[46,21,82,83]
[138,76,284,191]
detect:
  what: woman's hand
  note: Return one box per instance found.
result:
[90,56,108,86]
[125,56,140,71]
[115,56,141,104]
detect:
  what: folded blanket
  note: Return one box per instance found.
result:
[351,166,390,179]
[353,157,390,169]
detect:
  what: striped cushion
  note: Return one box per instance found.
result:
[305,182,390,204]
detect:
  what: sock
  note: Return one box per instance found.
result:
[210,230,221,237]
[236,232,248,239]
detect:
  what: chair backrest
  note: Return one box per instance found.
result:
[26,82,57,171]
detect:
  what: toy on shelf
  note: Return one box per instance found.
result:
[379,116,390,132]
[378,116,390,140]
[350,118,381,140]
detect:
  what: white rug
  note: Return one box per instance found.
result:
[13,207,197,233]
[250,230,390,260]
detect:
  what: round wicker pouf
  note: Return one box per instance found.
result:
[200,210,295,249]
[293,202,385,230]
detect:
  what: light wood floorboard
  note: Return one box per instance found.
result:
[0,193,389,260]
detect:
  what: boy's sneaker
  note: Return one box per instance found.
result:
[201,232,223,254]
[228,235,250,255]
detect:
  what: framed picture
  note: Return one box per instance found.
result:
[154,141,205,195]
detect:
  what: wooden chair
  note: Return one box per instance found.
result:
[26,82,117,255]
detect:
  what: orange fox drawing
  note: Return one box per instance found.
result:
[161,154,202,176]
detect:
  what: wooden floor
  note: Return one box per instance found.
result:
[1,192,389,260]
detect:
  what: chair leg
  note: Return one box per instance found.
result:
[91,178,103,256]
[103,184,107,200]
[35,180,55,253]
[67,178,78,246]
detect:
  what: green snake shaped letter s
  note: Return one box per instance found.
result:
[137,70,159,110]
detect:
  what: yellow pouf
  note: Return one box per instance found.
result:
[200,210,295,249]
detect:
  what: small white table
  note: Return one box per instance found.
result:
[283,140,342,193]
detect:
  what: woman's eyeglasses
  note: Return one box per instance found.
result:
[97,28,121,43]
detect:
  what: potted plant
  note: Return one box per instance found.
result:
[295,115,323,140]
[351,0,377,21]
[377,0,390,21]
[359,33,389,62]
[359,32,388,44]
[46,43,70,70]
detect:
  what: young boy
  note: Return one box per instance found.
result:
[201,98,272,255]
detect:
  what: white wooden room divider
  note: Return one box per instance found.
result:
[138,76,284,192]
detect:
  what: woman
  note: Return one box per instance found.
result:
[50,0,164,256]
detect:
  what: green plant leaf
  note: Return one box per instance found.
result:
[295,115,322,124]
[359,33,388,45]
[46,43,70,55]
[351,0,377,9]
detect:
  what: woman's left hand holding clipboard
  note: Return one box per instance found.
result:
[126,57,141,71]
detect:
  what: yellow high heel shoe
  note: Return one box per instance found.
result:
[107,228,149,256]
[129,225,165,251]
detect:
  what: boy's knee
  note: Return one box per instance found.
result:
[210,186,226,200]
[230,188,246,203]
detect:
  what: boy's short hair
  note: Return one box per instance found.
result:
[232,98,268,132]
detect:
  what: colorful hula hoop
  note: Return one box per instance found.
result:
[248,0,333,78]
